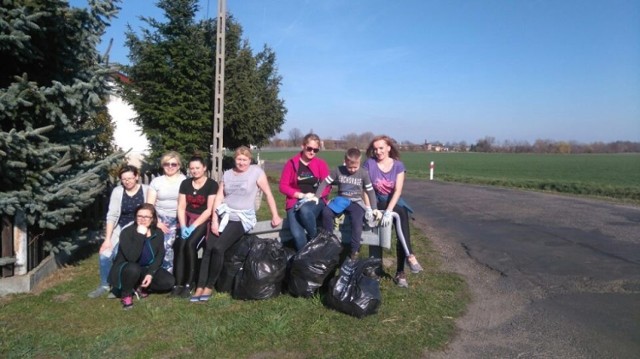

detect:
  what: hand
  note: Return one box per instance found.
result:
[157,221,169,234]
[181,225,195,239]
[136,225,148,235]
[99,240,111,254]
[372,209,383,221]
[303,192,316,200]
[365,207,374,221]
[210,221,219,236]
[380,211,393,227]
[271,215,283,228]
[140,274,152,288]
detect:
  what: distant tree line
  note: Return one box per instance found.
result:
[268,130,640,154]
[469,136,640,154]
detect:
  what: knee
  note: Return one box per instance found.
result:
[121,263,142,277]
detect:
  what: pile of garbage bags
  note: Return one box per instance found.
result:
[217,230,382,317]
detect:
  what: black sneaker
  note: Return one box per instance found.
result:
[169,285,183,297]
[179,285,192,298]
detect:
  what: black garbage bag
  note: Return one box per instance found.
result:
[326,257,382,318]
[215,235,255,293]
[232,238,288,300]
[288,230,343,298]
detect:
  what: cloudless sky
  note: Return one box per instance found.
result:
[70,0,640,144]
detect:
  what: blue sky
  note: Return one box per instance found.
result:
[71,0,640,144]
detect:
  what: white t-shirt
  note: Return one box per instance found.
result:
[150,174,186,217]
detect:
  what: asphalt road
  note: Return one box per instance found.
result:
[401,179,640,358]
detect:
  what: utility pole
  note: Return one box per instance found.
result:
[211,0,226,181]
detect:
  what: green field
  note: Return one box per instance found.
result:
[259,150,640,202]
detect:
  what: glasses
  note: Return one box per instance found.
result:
[121,177,137,182]
[305,146,320,153]
[136,215,153,220]
[163,162,179,168]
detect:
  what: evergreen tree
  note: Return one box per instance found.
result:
[0,0,122,253]
[122,0,286,161]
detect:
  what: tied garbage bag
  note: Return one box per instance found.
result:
[215,235,255,293]
[233,238,288,300]
[288,230,343,298]
[327,257,382,318]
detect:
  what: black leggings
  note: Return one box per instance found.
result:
[197,221,245,289]
[377,200,412,273]
[173,222,208,287]
[117,263,175,296]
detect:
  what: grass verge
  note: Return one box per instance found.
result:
[0,173,469,358]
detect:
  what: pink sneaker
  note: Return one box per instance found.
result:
[121,295,134,310]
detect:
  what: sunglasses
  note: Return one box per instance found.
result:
[162,162,179,168]
[305,146,320,153]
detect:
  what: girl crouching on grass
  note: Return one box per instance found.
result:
[108,203,175,310]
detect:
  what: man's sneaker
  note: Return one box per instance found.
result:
[406,255,424,274]
[87,285,109,299]
[107,292,117,299]
[121,295,134,310]
[394,272,409,288]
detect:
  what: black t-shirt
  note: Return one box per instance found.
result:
[297,161,319,194]
[179,178,219,215]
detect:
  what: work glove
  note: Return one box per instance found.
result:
[380,210,393,227]
[181,225,195,239]
[365,207,374,221]
[302,192,317,200]
[372,209,383,221]
[294,194,318,211]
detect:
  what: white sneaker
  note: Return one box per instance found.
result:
[87,286,109,298]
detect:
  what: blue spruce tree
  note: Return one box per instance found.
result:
[0,0,123,255]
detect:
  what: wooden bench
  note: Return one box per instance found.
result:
[247,216,392,259]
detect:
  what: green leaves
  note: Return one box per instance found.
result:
[122,1,286,160]
[0,0,124,253]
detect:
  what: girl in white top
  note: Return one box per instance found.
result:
[146,151,186,273]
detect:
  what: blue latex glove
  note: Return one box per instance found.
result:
[380,211,393,227]
[181,225,195,239]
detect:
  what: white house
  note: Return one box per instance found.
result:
[107,76,150,167]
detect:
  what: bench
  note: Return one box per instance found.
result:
[247,216,392,259]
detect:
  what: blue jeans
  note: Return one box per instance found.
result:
[98,223,125,287]
[286,201,324,251]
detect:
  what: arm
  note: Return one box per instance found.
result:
[386,171,405,212]
[317,159,332,200]
[100,187,121,254]
[117,227,144,262]
[278,159,299,199]
[258,172,283,228]
[141,230,165,288]
[363,170,378,209]
[210,181,225,236]
[177,193,187,228]
[146,188,157,205]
